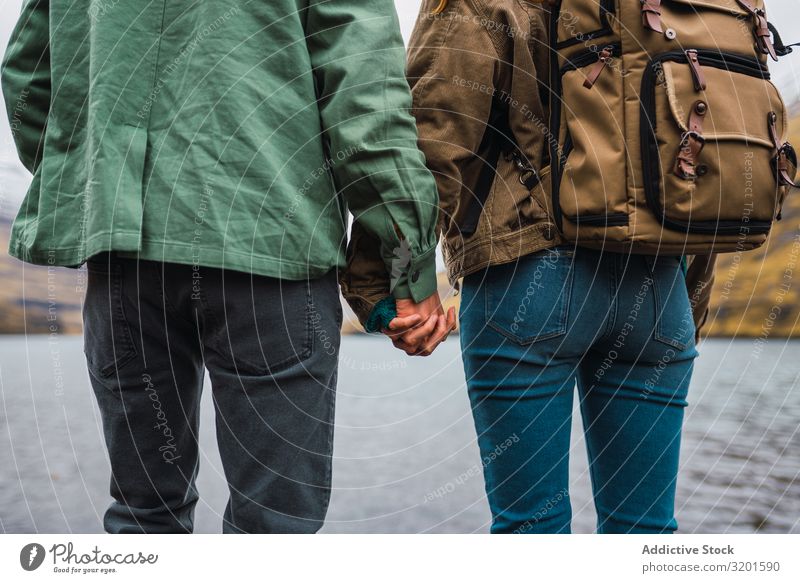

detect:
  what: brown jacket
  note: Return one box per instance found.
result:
[340,0,715,340]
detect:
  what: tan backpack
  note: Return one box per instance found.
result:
[548,0,797,254]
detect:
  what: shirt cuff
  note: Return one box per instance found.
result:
[389,246,438,302]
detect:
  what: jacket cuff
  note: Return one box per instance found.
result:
[363,296,397,333]
[389,246,438,302]
[340,283,388,329]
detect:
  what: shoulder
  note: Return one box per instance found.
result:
[410,0,542,53]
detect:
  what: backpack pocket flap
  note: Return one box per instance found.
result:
[556,0,616,50]
[667,0,756,13]
[555,45,629,230]
[642,51,787,234]
[652,0,771,60]
[661,60,786,147]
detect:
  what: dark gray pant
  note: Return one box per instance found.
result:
[83,253,341,533]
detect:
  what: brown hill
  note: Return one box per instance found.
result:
[0,215,84,335]
[703,115,800,337]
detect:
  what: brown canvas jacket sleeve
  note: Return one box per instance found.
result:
[339,220,394,326]
[685,254,717,343]
[406,0,503,239]
[340,0,513,326]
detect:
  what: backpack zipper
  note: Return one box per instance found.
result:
[560,43,622,75]
[582,46,615,89]
[549,43,622,230]
[555,0,616,49]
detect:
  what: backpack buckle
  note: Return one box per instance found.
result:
[509,150,541,190]
[674,131,706,180]
[674,101,707,180]
[775,143,798,189]
[735,0,778,61]
[767,111,798,188]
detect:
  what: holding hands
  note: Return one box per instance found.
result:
[382,293,456,357]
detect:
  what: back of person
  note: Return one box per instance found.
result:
[4,0,451,534]
[341,0,722,535]
[4,0,439,290]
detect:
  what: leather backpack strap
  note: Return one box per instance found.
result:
[583,47,613,89]
[685,50,707,91]
[674,101,707,180]
[736,0,778,61]
[768,112,799,188]
[641,0,663,33]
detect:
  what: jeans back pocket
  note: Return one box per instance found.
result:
[485,247,574,345]
[645,255,696,352]
[200,270,315,376]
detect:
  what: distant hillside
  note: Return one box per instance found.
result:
[0,213,447,337]
[0,214,84,335]
[703,114,800,338]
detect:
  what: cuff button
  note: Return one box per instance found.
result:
[411,270,420,283]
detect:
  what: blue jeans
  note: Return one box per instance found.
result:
[460,247,698,533]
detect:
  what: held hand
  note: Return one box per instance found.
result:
[382,293,457,356]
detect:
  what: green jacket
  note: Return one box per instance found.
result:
[2,0,439,301]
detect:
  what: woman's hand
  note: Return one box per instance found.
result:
[382,293,457,356]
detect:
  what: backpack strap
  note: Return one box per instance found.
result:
[673,101,707,180]
[583,46,614,89]
[641,0,663,33]
[685,50,707,92]
[459,98,513,238]
[768,112,799,189]
[736,0,778,61]
[767,22,800,57]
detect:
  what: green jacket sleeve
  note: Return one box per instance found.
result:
[2,0,50,174]
[304,0,438,302]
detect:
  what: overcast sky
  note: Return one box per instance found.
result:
[2,0,799,207]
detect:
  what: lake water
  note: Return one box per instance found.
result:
[0,335,798,533]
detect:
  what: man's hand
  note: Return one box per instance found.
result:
[382,293,456,356]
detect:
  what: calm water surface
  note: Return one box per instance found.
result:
[0,336,798,533]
